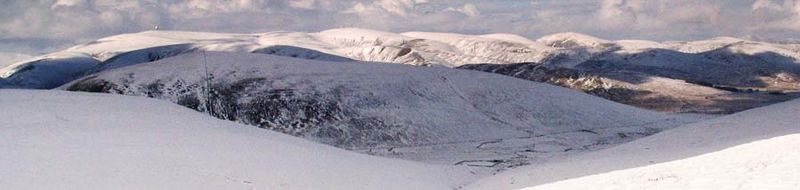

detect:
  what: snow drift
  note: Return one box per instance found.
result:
[465,94,800,190]
[0,90,468,190]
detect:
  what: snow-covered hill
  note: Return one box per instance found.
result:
[0,28,557,89]
[4,30,799,90]
[61,52,697,168]
[2,29,798,113]
[465,95,800,190]
[0,90,469,190]
[3,81,794,190]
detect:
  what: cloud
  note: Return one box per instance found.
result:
[1,0,800,54]
[447,3,480,17]
[526,0,800,40]
[751,0,800,28]
[1,0,169,40]
[591,0,726,39]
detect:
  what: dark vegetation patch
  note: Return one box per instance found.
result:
[66,76,411,148]
[65,76,116,93]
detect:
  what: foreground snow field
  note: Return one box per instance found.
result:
[465,97,800,190]
[1,89,797,190]
[0,90,469,190]
[524,134,800,190]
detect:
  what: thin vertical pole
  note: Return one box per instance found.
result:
[203,50,212,113]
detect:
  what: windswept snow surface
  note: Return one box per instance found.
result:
[525,134,800,190]
[62,52,696,168]
[0,90,469,190]
[465,97,800,190]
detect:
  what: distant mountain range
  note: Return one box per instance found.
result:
[2,28,799,113]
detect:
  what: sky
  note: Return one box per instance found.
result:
[1,0,800,58]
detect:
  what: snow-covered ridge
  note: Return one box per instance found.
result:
[4,28,798,90]
[537,32,611,49]
[0,28,559,88]
[460,32,800,114]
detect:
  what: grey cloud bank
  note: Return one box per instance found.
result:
[1,0,800,55]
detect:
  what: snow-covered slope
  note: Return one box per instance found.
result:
[535,34,800,90]
[525,134,800,190]
[465,96,800,190]
[62,52,694,168]
[0,90,468,190]
[2,29,797,89]
[4,30,799,89]
[0,28,557,89]
[3,29,798,113]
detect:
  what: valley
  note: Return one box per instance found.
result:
[1,28,798,190]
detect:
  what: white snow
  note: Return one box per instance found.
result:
[2,29,799,89]
[4,78,793,190]
[464,97,800,190]
[524,134,800,190]
[537,32,611,48]
[0,28,563,88]
[0,30,797,189]
[59,52,697,169]
[0,89,470,190]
